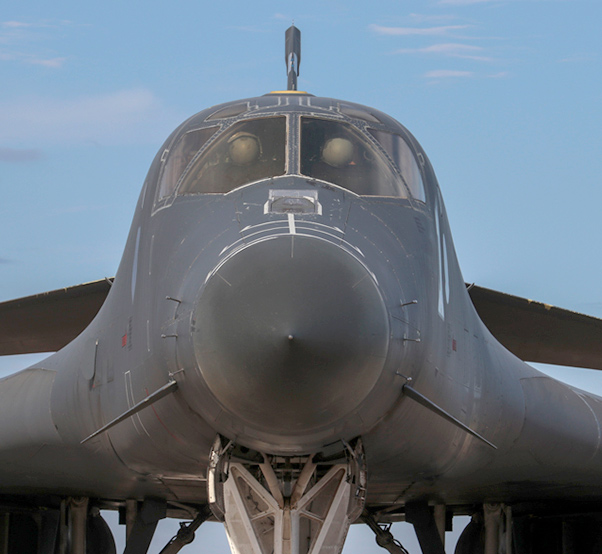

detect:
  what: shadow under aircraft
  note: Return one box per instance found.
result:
[2,25,602,554]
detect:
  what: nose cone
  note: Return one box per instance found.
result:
[192,235,390,436]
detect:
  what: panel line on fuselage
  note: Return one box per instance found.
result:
[125,370,150,438]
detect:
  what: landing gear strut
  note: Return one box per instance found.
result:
[364,502,447,554]
[363,513,410,554]
[207,436,367,554]
[158,506,212,554]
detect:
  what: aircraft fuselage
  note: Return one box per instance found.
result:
[2,93,602,554]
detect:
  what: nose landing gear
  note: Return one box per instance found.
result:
[207,436,367,554]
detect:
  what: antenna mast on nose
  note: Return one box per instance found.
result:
[285,25,301,91]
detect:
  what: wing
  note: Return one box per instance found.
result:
[2,277,601,369]
[468,283,602,370]
[0,279,113,356]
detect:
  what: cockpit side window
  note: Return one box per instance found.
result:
[369,129,426,202]
[300,118,409,198]
[178,117,286,194]
[157,126,218,199]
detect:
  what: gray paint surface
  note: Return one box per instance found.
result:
[1,92,602,550]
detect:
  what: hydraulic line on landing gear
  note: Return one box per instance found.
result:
[158,506,212,554]
[363,513,410,554]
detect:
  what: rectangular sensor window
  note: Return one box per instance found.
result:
[265,190,321,215]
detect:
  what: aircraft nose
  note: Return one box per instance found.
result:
[191,234,390,439]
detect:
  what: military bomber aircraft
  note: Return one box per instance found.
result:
[1,26,602,554]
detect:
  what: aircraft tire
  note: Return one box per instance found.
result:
[86,513,116,554]
[454,516,484,554]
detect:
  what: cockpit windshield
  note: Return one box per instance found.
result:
[157,126,219,199]
[158,111,426,202]
[178,117,286,194]
[368,128,426,202]
[300,117,419,198]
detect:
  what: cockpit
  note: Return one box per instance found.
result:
[155,108,427,204]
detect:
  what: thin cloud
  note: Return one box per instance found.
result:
[1,21,34,29]
[50,205,107,216]
[558,54,597,63]
[0,51,67,68]
[227,26,271,34]
[0,89,180,145]
[396,43,493,61]
[0,20,70,69]
[439,0,495,4]
[438,0,562,4]
[409,13,459,23]
[424,70,474,79]
[28,57,66,68]
[0,148,43,162]
[411,43,482,53]
[369,24,472,37]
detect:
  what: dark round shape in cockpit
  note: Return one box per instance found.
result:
[228,132,260,166]
[321,137,354,167]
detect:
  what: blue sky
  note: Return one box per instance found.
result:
[1,0,601,551]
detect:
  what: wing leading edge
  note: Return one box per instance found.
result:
[468,284,602,370]
[0,279,113,356]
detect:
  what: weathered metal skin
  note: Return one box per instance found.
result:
[1,93,602,516]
